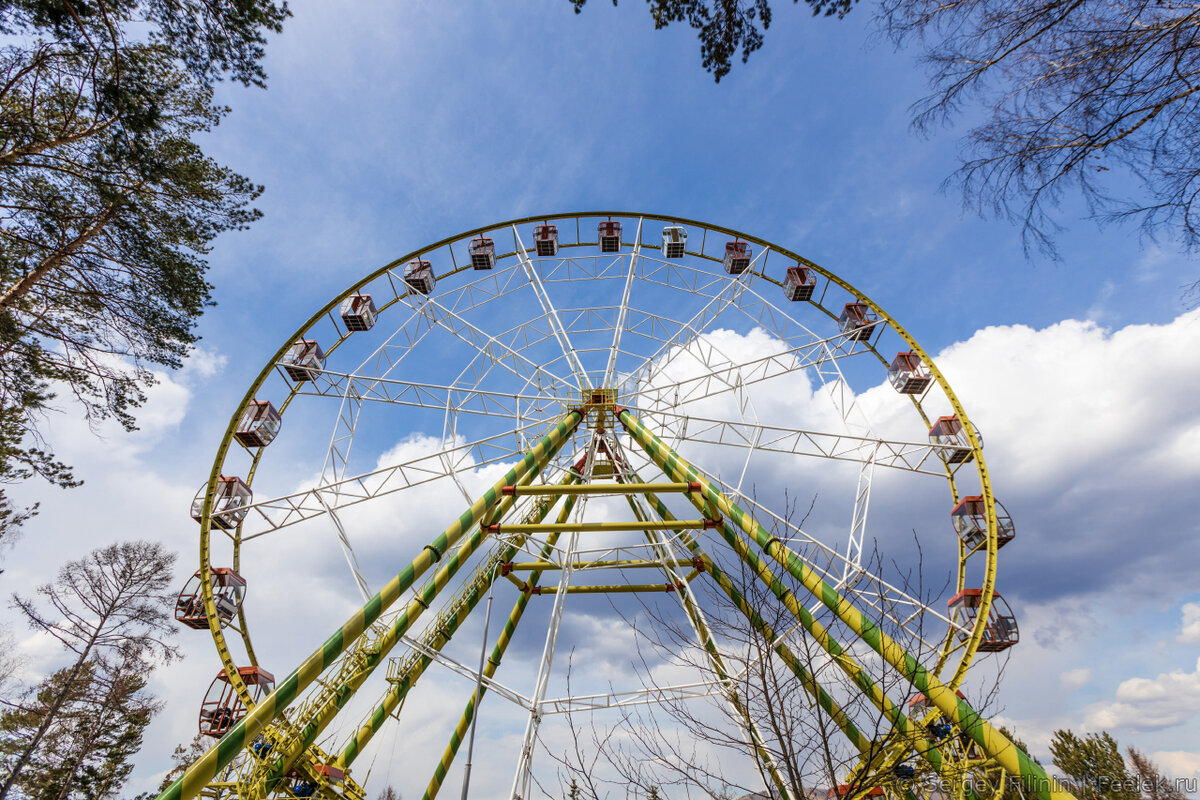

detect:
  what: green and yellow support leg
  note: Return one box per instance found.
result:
[154,410,582,800]
[618,408,1073,800]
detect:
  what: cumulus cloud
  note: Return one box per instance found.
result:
[1060,668,1091,689]
[1085,657,1200,732]
[1179,603,1200,644]
[1150,750,1200,781]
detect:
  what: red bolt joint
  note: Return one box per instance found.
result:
[687,481,703,493]
[485,524,501,534]
[500,562,513,576]
[703,518,722,530]
[501,485,516,496]
[612,405,626,417]
[691,556,706,572]
[530,586,543,595]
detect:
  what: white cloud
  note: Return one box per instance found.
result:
[1150,750,1200,781]
[1086,657,1200,732]
[1060,668,1091,689]
[1179,603,1200,644]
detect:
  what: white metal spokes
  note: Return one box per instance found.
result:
[291,370,566,422]
[603,218,643,388]
[510,434,603,800]
[632,409,952,476]
[512,225,589,390]
[406,293,576,397]
[616,258,761,398]
[230,421,560,540]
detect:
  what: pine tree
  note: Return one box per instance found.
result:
[0,0,289,548]
[0,655,160,800]
[0,662,97,800]
[156,736,211,793]
[1126,749,1187,800]
[1049,730,1138,800]
[1,541,178,800]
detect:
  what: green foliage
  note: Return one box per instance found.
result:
[1,540,178,800]
[568,0,856,81]
[0,659,159,800]
[156,736,212,793]
[997,726,1038,800]
[1049,729,1138,800]
[0,0,287,549]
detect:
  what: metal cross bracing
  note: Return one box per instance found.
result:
[178,213,1033,800]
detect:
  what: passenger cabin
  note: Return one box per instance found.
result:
[827,785,885,799]
[191,476,252,531]
[948,589,1019,651]
[404,259,435,295]
[315,766,345,786]
[906,689,966,720]
[838,302,879,342]
[339,294,377,331]
[783,266,817,301]
[888,351,932,395]
[723,240,752,274]
[469,236,496,270]
[598,220,622,253]
[662,225,687,258]
[234,400,281,448]
[199,666,274,738]
[282,340,325,382]
[175,568,246,630]
[534,224,558,257]
[951,496,1015,550]
[928,416,975,464]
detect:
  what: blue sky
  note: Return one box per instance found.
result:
[4,1,1200,798]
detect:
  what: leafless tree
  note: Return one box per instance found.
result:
[1126,749,1188,800]
[878,0,1200,264]
[0,540,179,800]
[542,494,984,800]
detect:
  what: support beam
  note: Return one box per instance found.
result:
[336,484,581,770]
[501,481,699,496]
[528,582,691,594]
[421,535,563,800]
[619,489,796,800]
[487,519,714,534]
[506,558,700,571]
[633,481,986,800]
[618,408,1074,800]
[154,410,582,800]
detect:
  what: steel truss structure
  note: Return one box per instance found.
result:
[162,213,1076,800]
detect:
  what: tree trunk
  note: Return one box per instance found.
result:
[0,629,102,800]
[51,669,125,800]
[0,199,118,311]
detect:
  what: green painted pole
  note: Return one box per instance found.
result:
[337,491,581,769]
[637,487,946,786]
[421,533,565,800]
[154,410,582,800]
[620,492,797,800]
[618,409,1072,800]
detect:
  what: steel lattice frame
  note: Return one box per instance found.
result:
[162,213,1074,800]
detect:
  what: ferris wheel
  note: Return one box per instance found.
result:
[161,213,1071,800]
